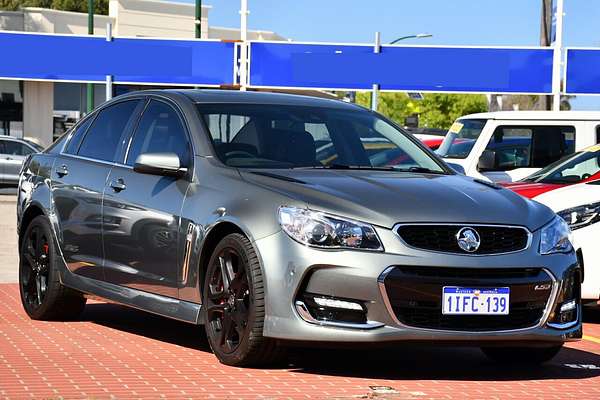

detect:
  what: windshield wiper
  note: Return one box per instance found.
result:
[395,166,447,175]
[293,164,396,171]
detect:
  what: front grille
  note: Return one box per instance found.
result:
[382,266,553,331]
[396,224,529,255]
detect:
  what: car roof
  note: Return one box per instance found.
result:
[119,89,364,110]
[0,135,25,142]
[459,111,600,121]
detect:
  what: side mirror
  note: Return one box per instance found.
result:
[477,150,496,171]
[446,162,465,175]
[133,152,187,178]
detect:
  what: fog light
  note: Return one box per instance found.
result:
[313,296,363,311]
[560,299,577,313]
[298,293,368,324]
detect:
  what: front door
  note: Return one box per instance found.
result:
[102,99,192,298]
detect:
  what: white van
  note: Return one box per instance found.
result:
[436,111,600,182]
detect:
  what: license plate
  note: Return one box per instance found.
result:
[442,287,510,315]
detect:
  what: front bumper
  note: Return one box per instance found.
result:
[254,227,582,344]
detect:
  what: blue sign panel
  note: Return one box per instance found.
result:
[249,42,554,93]
[0,32,235,85]
[565,49,600,94]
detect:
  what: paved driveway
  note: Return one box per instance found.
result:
[0,196,18,283]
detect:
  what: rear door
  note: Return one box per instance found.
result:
[52,99,143,280]
[102,98,193,298]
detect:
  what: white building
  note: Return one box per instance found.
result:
[0,0,285,146]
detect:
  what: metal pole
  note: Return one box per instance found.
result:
[371,32,381,111]
[195,0,202,38]
[371,84,379,111]
[552,0,564,111]
[239,0,249,91]
[106,22,113,101]
[86,0,94,113]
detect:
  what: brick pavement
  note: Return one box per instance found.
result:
[2,284,600,399]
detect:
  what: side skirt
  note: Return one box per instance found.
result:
[57,260,203,325]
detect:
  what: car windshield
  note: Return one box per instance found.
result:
[436,119,487,159]
[197,104,447,173]
[522,144,600,184]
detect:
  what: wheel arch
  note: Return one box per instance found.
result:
[18,203,46,251]
[197,221,247,301]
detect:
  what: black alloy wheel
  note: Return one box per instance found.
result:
[20,225,50,310]
[203,233,283,366]
[206,247,251,354]
[19,215,86,320]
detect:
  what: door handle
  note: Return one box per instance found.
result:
[56,164,69,177]
[109,178,126,192]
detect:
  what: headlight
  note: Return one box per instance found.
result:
[278,206,383,250]
[539,217,573,255]
[557,202,600,230]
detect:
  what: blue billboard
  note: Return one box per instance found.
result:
[249,42,554,94]
[0,32,235,86]
[565,49,600,94]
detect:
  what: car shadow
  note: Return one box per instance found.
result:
[81,302,600,381]
[81,302,211,352]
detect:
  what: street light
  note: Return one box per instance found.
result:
[389,33,432,45]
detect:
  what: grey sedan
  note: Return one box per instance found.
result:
[0,136,42,185]
[17,90,581,366]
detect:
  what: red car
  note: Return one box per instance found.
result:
[414,134,444,151]
[503,144,600,198]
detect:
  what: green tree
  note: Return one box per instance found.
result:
[418,93,487,129]
[356,92,487,129]
[0,0,108,14]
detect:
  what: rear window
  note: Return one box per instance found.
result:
[483,125,575,171]
[64,116,94,155]
[77,100,140,162]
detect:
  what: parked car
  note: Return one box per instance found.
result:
[521,181,600,301]
[413,133,444,150]
[0,135,43,186]
[436,111,600,183]
[18,90,580,367]
[502,143,600,198]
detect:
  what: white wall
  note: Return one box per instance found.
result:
[22,8,113,35]
[0,11,24,31]
[23,81,54,147]
[110,0,209,38]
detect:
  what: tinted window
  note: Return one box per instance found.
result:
[126,100,191,167]
[1,140,35,156]
[64,117,94,155]
[596,125,600,144]
[78,100,140,162]
[484,125,575,170]
[199,104,445,173]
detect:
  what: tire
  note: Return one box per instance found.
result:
[203,233,284,366]
[19,215,86,320]
[481,345,563,364]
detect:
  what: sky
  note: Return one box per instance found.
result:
[180,0,600,110]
